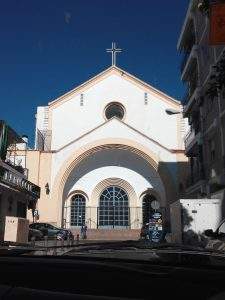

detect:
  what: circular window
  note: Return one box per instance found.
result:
[105,103,125,120]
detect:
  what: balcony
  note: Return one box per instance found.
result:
[184,130,202,155]
[180,35,196,75]
[0,160,40,200]
[183,70,198,102]
[183,87,201,117]
[181,46,198,81]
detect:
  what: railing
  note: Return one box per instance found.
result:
[64,206,165,230]
[4,160,27,176]
[183,77,198,105]
[180,33,196,74]
[184,129,201,151]
[0,164,40,199]
[184,130,195,149]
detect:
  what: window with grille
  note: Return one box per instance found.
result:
[70,194,86,226]
[98,186,129,228]
[105,103,124,120]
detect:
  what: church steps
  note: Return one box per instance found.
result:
[71,229,140,240]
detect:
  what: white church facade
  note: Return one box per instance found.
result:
[25,65,188,233]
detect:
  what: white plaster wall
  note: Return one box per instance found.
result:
[50,73,180,150]
[50,118,178,189]
[35,106,48,149]
[35,106,48,131]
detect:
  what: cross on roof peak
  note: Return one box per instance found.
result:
[106,42,122,66]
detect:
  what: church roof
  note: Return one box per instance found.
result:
[48,65,180,108]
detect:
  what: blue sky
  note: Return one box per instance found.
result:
[0,0,189,145]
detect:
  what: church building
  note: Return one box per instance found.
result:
[25,62,187,238]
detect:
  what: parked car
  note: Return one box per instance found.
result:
[28,228,43,241]
[204,219,225,241]
[29,223,73,240]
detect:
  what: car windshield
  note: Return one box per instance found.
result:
[0,0,225,271]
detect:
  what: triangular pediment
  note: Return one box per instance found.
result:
[56,117,174,154]
[49,66,180,108]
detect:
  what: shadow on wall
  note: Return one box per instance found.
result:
[215,189,225,220]
[158,160,189,202]
[157,160,189,225]
[182,207,208,247]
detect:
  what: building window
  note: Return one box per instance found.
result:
[70,194,86,226]
[144,92,148,105]
[17,201,27,218]
[105,103,125,120]
[98,186,129,228]
[209,139,215,162]
[80,94,84,106]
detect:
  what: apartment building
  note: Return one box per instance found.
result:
[0,120,40,240]
[178,0,225,200]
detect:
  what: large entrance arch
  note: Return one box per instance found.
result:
[51,139,178,227]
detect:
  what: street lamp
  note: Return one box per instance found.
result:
[45,183,50,195]
[165,108,183,115]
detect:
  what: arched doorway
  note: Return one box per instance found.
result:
[142,194,160,225]
[98,186,129,229]
[70,194,86,227]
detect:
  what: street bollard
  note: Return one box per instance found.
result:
[54,235,57,247]
[44,236,48,255]
[31,236,36,247]
[44,236,48,247]
[53,236,57,256]
[71,235,74,246]
[76,234,79,245]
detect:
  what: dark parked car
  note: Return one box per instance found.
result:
[29,223,73,240]
[28,228,43,241]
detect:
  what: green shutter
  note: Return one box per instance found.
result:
[0,123,8,160]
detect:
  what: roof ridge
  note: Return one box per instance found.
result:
[48,65,180,107]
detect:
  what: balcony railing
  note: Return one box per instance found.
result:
[4,160,27,177]
[183,77,198,105]
[184,129,195,148]
[185,131,202,154]
[180,33,196,74]
[0,163,40,199]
